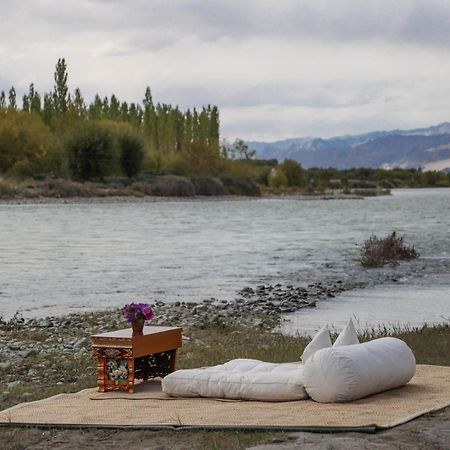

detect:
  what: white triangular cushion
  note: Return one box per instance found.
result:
[333,318,359,347]
[301,325,332,362]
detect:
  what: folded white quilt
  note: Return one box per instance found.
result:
[162,358,308,401]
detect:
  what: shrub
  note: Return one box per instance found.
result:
[0,111,52,174]
[279,159,306,187]
[119,133,144,178]
[0,180,17,198]
[190,176,226,196]
[67,123,118,181]
[268,168,288,188]
[37,178,92,198]
[220,175,261,196]
[360,232,419,267]
[150,175,195,197]
[130,181,153,195]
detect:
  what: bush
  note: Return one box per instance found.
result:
[279,159,306,187]
[119,133,144,178]
[0,111,52,174]
[360,232,419,267]
[67,123,118,181]
[0,180,17,198]
[190,176,226,196]
[268,168,288,188]
[220,175,261,196]
[150,175,195,197]
[37,178,92,198]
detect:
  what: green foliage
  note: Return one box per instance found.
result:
[52,58,69,114]
[118,133,144,178]
[360,232,419,267]
[8,87,17,110]
[279,159,306,187]
[67,122,118,181]
[1,58,449,195]
[268,167,288,188]
[0,111,52,174]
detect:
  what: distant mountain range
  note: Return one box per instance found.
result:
[248,122,450,171]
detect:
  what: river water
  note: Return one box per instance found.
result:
[0,189,449,332]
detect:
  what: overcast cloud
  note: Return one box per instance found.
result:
[1,0,450,140]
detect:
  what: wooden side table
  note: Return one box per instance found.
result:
[91,325,182,393]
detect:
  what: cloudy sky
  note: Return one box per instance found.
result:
[1,0,450,141]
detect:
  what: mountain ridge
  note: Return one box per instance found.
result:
[248,122,450,171]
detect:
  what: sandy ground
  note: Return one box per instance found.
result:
[0,406,448,450]
[250,406,450,450]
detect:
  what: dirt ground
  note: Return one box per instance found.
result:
[0,406,448,450]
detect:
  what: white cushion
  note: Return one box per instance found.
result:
[162,359,308,401]
[333,318,359,347]
[301,325,332,362]
[303,337,416,403]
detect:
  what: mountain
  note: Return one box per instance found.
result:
[248,123,450,170]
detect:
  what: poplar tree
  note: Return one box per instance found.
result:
[71,88,86,118]
[42,93,54,125]
[0,91,5,109]
[53,58,69,114]
[109,95,121,121]
[22,95,30,112]
[8,87,17,110]
[28,84,42,114]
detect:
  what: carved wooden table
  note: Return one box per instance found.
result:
[92,326,182,393]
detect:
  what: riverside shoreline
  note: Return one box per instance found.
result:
[0,191,369,205]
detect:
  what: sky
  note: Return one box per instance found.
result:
[1,0,450,141]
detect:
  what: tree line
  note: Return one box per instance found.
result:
[1,58,448,191]
[0,58,221,180]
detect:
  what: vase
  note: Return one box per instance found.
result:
[131,318,145,335]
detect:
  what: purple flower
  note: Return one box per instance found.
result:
[121,302,155,323]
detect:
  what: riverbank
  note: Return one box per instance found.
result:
[0,317,448,449]
[0,190,384,205]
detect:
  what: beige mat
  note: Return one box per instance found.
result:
[1,365,449,431]
[89,379,171,400]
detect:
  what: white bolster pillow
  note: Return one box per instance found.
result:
[303,337,416,403]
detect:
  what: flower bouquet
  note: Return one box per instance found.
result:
[121,302,154,335]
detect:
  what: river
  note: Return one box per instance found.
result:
[0,189,449,332]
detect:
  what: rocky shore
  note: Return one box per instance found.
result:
[0,279,357,391]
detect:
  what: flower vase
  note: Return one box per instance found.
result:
[131,318,145,335]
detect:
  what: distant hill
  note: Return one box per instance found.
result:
[248,123,450,171]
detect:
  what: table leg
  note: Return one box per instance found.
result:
[127,357,135,393]
[170,349,178,372]
[97,356,106,392]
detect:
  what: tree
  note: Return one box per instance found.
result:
[279,159,306,187]
[0,91,5,109]
[8,87,17,110]
[67,122,117,181]
[28,84,42,114]
[22,94,30,112]
[70,88,86,118]
[230,138,256,159]
[53,58,69,114]
[42,93,54,125]
[119,133,144,177]
[268,167,288,188]
[0,111,52,174]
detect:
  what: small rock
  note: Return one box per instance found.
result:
[74,337,89,348]
[21,392,33,401]
[0,362,11,371]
